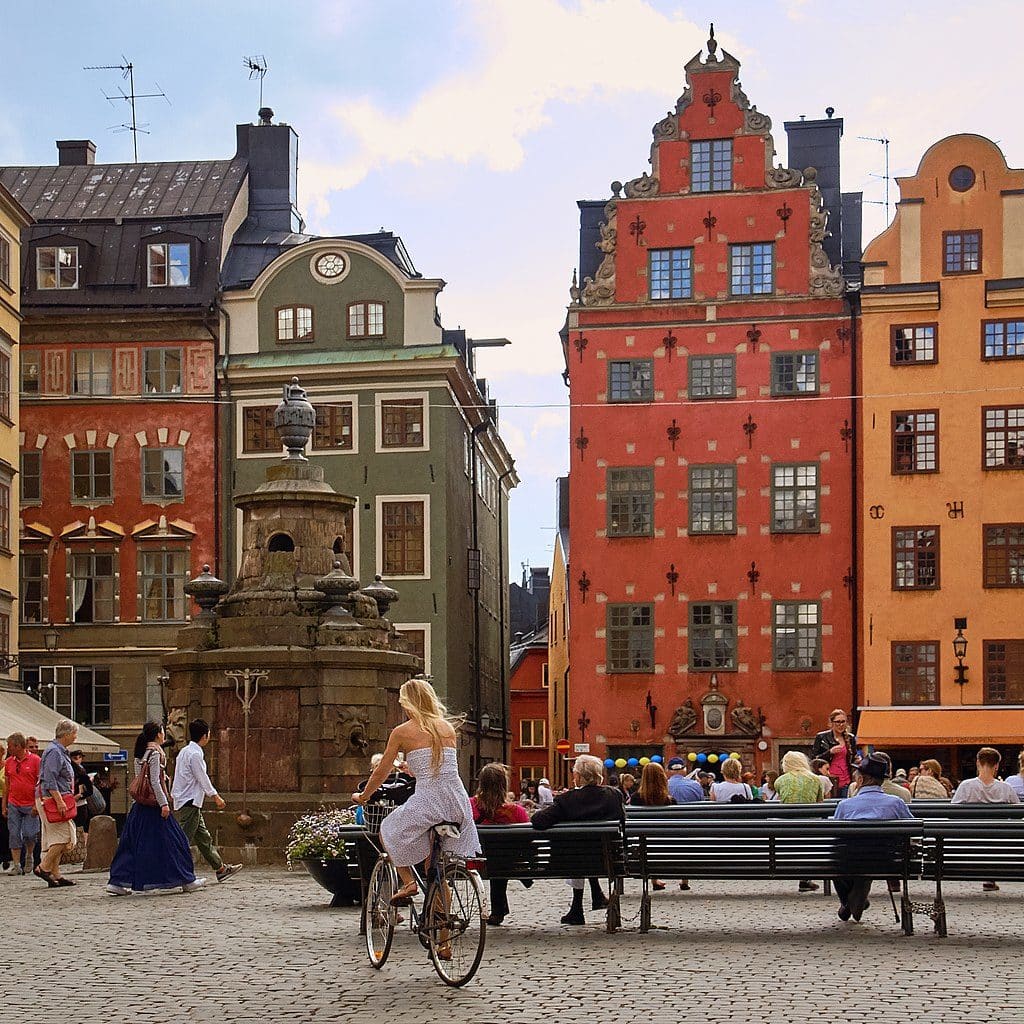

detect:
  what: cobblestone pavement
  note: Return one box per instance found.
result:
[4,867,1023,1023]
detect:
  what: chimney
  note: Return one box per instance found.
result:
[784,112,844,269]
[57,140,97,166]
[235,109,304,233]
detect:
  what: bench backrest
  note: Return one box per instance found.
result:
[921,820,1024,881]
[478,823,624,880]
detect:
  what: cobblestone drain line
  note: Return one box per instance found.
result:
[3,869,1022,1023]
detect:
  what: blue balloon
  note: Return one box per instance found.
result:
[696,753,707,764]
[604,758,615,769]
[720,754,729,763]
[627,757,639,768]
[651,755,663,763]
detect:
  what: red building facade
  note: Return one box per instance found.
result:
[508,629,550,787]
[565,32,854,773]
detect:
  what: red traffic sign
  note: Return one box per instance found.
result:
[555,738,572,754]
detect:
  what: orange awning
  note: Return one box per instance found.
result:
[856,707,1024,747]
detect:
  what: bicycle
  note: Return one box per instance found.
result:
[361,802,486,987]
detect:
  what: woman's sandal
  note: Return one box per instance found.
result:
[434,934,452,961]
[390,882,418,906]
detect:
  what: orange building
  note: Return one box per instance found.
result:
[857,135,1024,777]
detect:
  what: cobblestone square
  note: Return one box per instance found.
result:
[4,868,1023,1023]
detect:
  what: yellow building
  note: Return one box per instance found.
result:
[857,135,1024,776]
[0,184,29,679]
[547,479,571,788]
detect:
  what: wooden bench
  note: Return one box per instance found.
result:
[623,818,922,934]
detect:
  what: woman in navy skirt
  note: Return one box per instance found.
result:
[106,721,202,895]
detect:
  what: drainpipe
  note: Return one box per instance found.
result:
[216,300,233,578]
[470,420,489,778]
[847,293,860,733]
[498,466,515,765]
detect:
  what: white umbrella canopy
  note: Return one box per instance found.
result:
[0,690,118,754]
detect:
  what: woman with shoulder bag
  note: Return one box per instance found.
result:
[106,721,202,896]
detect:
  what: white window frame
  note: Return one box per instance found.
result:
[376,493,430,581]
[36,245,79,290]
[393,622,432,675]
[146,242,191,288]
[0,230,11,289]
[375,390,429,453]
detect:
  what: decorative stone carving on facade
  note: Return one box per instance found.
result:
[730,701,761,736]
[702,684,728,736]
[744,108,772,134]
[806,173,845,297]
[580,199,618,306]
[652,112,679,141]
[623,172,659,199]
[569,268,581,306]
[666,699,697,739]
[675,85,693,116]
[333,708,370,757]
[767,166,804,189]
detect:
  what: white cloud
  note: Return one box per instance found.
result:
[301,0,708,216]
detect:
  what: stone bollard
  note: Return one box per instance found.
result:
[82,815,118,873]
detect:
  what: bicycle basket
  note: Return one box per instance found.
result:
[363,801,396,836]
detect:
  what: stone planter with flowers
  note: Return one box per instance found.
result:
[285,807,363,907]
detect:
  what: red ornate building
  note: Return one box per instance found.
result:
[563,30,857,772]
[508,626,549,787]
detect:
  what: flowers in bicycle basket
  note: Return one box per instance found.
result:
[285,806,358,867]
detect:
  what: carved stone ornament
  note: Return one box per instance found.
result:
[333,708,370,758]
[744,107,772,134]
[581,199,618,306]
[624,172,659,199]
[666,699,697,739]
[675,85,693,116]
[731,701,761,737]
[809,242,845,297]
[767,166,803,189]
[653,112,679,141]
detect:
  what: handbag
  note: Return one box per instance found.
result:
[87,787,107,815]
[42,792,77,823]
[128,751,162,807]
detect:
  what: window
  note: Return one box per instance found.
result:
[983,406,1024,469]
[688,464,736,534]
[730,243,773,295]
[542,664,550,687]
[312,403,353,450]
[771,352,818,396]
[25,666,111,726]
[649,248,693,300]
[144,348,182,395]
[689,602,737,671]
[20,553,44,623]
[0,614,7,661]
[72,350,112,396]
[520,719,546,748]
[20,352,40,395]
[36,246,79,289]
[0,351,8,420]
[20,451,41,504]
[71,450,112,502]
[0,479,9,551]
[140,550,188,621]
[689,355,735,399]
[943,230,981,273]
[276,305,314,342]
[773,602,821,671]
[608,360,653,403]
[397,628,426,673]
[983,524,1024,588]
[892,324,937,365]
[348,301,385,339]
[0,232,10,288]
[607,603,654,673]
[381,500,425,576]
[893,527,939,590]
[381,398,424,449]
[892,410,938,473]
[147,243,190,287]
[142,448,184,500]
[607,467,654,537]
[771,463,819,533]
[70,552,116,622]
[691,139,732,192]
[984,641,1024,704]
[892,642,938,704]
[983,320,1024,360]
[242,406,279,454]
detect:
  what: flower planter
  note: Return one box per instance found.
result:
[301,857,362,907]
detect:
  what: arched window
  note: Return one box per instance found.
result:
[268,533,295,552]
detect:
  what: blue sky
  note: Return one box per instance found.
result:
[5,0,1024,577]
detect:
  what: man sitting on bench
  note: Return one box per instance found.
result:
[830,751,913,922]
[531,754,625,925]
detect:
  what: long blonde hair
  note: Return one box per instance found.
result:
[399,678,460,769]
[781,750,815,778]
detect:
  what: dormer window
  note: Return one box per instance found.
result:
[691,140,732,192]
[348,301,385,339]
[147,243,190,287]
[277,305,314,342]
[37,246,79,290]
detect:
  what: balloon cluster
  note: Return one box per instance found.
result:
[603,754,664,770]
[685,752,741,764]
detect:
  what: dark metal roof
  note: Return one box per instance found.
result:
[0,159,247,221]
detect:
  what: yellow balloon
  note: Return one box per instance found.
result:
[687,752,697,762]
[615,758,627,769]
[730,752,740,760]
[639,757,650,766]
[708,754,719,764]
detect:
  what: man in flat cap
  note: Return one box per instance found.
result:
[830,752,914,922]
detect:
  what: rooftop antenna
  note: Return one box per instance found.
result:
[243,56,269,109]
[858,135,892,224]
[85,58,170,162]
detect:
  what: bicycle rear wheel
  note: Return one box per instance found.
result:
[365,856,398,969]
[425,861,486,987]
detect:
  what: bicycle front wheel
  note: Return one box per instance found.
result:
[365,856,398,969]
[425,861,486,987]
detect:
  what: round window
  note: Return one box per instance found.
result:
[948,165,976,192]
[315,252,347,278]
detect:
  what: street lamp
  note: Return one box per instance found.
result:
[43,626,60,652]
[479,712,490,733]
[952,616,969,703]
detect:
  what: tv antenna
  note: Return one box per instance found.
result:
[84,58,170,162]
[858,135,892,224]
[243,55,269,109]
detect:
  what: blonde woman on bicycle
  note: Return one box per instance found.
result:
[353,678,480,903]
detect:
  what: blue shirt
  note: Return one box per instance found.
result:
[38,743,73,796]
[668,774,704,803]
[832,784,914,821]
